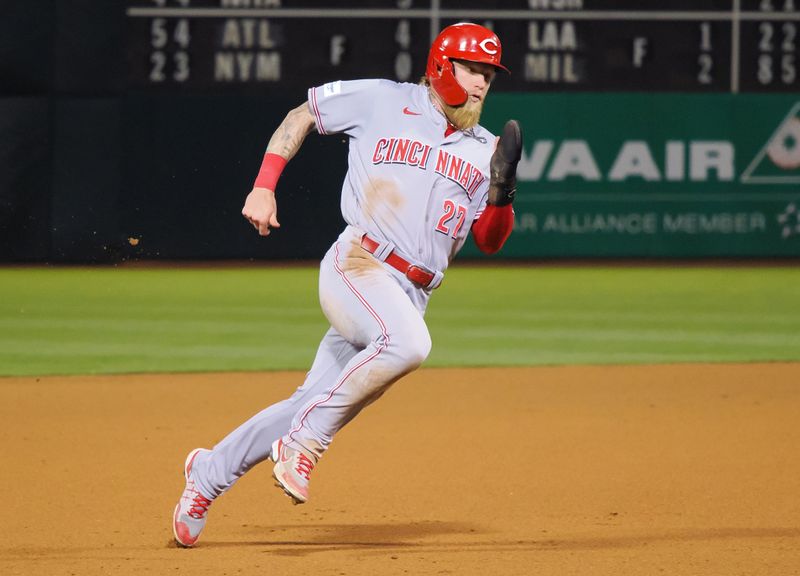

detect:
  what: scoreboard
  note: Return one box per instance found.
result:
[125,0,800,92]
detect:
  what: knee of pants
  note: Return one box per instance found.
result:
[385,323,432,372]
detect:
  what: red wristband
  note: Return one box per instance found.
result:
[471,204,514,255]
[253,152,288,191]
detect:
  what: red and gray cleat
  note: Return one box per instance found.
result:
[172,448,214,547]
[271,438,317,505]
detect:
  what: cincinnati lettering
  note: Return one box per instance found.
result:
[434,150,486,198]
[372,137,433,170]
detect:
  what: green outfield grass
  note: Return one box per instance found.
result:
[0,265,798,376]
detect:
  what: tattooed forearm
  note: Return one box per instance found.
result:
[266,102,317,161]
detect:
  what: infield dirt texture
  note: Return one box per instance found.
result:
[2,363,799,575]
[2,265,799,574]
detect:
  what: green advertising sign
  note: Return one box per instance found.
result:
[472,94,800,258]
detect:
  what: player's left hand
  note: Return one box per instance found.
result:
[488,119,523,207]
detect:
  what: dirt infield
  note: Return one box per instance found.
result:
[1,364,798,576]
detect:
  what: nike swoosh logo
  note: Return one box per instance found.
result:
[276,439,291,463]
[403,107,422,116]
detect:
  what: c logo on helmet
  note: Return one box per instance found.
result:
[479,38,498,55]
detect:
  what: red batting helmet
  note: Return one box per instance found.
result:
[426,23,509,107]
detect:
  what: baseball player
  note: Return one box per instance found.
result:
[172,22,522,547]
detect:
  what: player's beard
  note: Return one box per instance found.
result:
[442,98,484,130]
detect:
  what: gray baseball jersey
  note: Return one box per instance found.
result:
[309,79,494,276]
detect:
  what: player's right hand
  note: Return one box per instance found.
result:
[242,187,281,236]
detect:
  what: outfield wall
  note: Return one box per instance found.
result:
[3,93,798,262]
[1,1,798,261]
[470,93,800,258]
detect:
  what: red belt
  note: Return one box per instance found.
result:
[360,234,437,288]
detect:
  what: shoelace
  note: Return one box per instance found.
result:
[294,452,315,480]
[188,490,213,519]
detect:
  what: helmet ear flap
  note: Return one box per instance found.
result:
[430,57,468,107]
